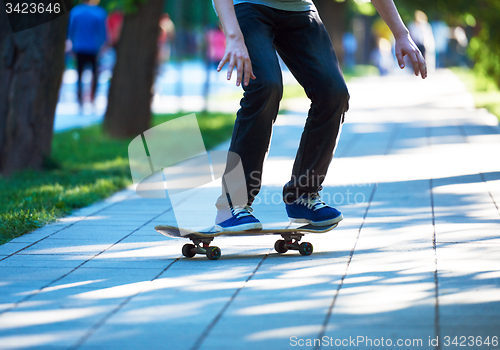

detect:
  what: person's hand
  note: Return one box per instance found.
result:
[217,35,256,87]
[395,34,427,79]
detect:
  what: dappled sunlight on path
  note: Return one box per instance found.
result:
[1,70,499,349]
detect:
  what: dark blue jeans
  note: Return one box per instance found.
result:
[229,3,349,205]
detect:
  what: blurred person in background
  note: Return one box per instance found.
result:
[107,10,123,50]
[206,25,227,70]
[371,37,394,76]
[158,14,175,63]
[204,25,226,103]
[372,18,396,75]
[68,0,108,111]
[431,17,450,68]
[342,32,357,69]
[451,26,469,66]
[408,10,435,72]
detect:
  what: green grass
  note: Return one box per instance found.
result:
[0,112,235,245]
[450,67,500,121]
[342,64,380,80]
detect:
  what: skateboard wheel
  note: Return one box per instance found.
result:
[206,246,221,260]
[182,244,196,258]
[274,240,288,254]
[299,242,313,256]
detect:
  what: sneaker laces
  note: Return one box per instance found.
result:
[295,194,328,211]
[231,205,254,218]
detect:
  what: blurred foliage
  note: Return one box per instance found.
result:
[451,67,500,121]
[346,0,500,88]
[396,0,500,88]
[351,0,376,17]
[99,0,219,26]
[164,0,219,29]
[468,28,500,89]
[101,0,148,14]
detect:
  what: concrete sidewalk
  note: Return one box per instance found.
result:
[1,70,500,349]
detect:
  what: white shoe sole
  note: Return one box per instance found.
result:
[289,214,343,226]
[215,222,263,232]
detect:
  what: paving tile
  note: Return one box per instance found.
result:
[78,323,202,350]
[6,224,69,244]
[0,254,88,268]
[48,226,134,241]
[82,256,176,270]
[19,240,113,256]
[0,327,89,350]
[0,267,79,306]
[0,286,45,307]
[69,220,146,228]
[14,286,132,312]
[53,267,165,290]
[0,267,75,283]
[0,242,35,256]
[436,222,500,243]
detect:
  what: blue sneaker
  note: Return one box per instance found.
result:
[286,194,343,226]
[215,206,262,232]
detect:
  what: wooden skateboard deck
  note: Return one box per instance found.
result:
[155,223,338,238]
[155,222,339,260]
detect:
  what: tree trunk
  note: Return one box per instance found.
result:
[0,11,67,176]
[313,0,347,65]
[104,0,164,139]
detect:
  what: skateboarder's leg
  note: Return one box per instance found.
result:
[273,9,348,225]
[215,4,283,231]
[274,10,349,203]
[227,4,283,204]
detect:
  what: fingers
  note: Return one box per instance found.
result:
[396,50,405,69]
[218,46,255,86]
[233,53,254,86]
[236,57,244,86]
[217,54,229,73]
[243,58,252,87]
[227,56,236,81]
[408,50,427,79]
[220,54,254,86]
[418,51,427,79]
[409,51,420,77]
[242,57,256,86]
[396,38,428,79]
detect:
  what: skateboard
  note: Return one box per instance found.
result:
[154,223,339,260]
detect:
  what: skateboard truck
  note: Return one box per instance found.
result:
[181,232,313,260]
[182,237,221,260]
[274,233,313,256]
[157,222,338,260]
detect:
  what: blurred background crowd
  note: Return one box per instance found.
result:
[58,0,498,133]
[64,0,483,114]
